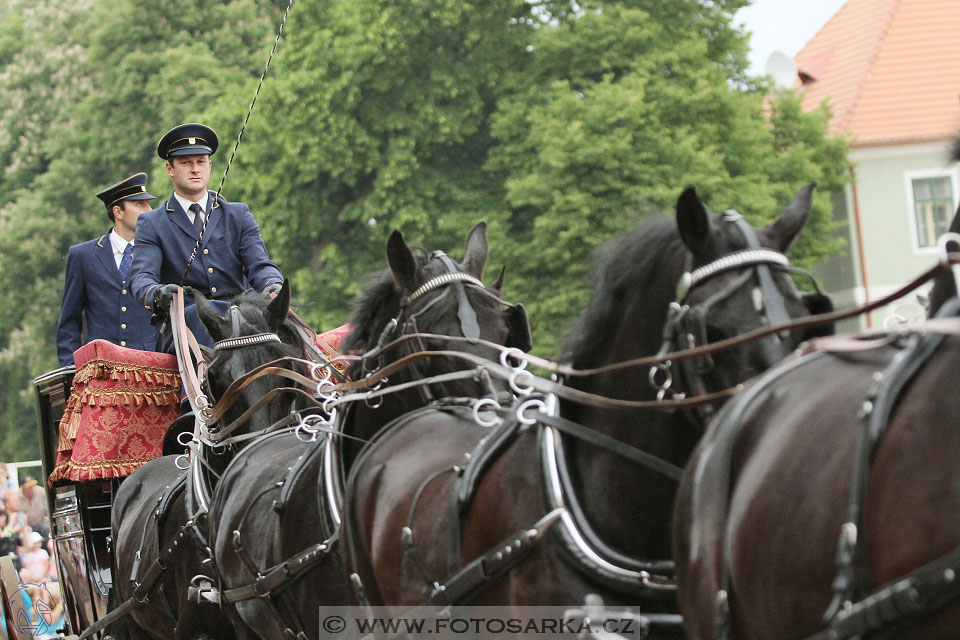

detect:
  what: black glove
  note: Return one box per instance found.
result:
[262,282,283,296]
[152,284,179,313]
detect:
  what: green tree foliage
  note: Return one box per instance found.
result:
[0,0,849,461]
[486,3,848,352]
[211,0,537,329]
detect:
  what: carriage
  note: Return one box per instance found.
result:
[32,341,182,639]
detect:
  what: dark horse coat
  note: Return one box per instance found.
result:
[342,185,828,628]
[108,283,307,640]
[206,222,530,640]
[673,208,960,640]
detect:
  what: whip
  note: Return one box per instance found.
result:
[179,0,295,285]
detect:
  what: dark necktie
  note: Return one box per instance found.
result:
[118,243,133,283]
[189,203,204,234]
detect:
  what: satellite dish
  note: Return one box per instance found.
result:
[765,51,798,88]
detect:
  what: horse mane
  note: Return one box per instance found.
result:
[341,247,430,356]
[566,215,683,368]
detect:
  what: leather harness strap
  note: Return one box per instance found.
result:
[536,412,683,481]
[220,539,336,604]
[345,257,959,386]
[813,297,960,639]
[435,253,481,339]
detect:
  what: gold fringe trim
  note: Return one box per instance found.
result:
[80,386,181,408]
[48,456,160,487]
[73,358,181,387]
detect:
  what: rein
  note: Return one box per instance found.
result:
[345,253,960,387]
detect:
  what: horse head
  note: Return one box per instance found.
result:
[343,221,529,389]
[670,183,832,392]
[194,280,309,438]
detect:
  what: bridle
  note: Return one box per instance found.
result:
[199,304,283,409]
[196,304,317,448]
[186,303,316,519]
[212,304,282,351]
[653,211,824,413]
[363,251,520,403]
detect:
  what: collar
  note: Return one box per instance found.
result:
[174,191,209,217]
[108,229,132,256]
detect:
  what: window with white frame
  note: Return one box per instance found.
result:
[910,175,954,249]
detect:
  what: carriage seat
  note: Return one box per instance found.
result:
[48,339,182,487]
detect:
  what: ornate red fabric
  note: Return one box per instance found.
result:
[316,323,353,376]
[317,323,351,353]
[48,340,181,487]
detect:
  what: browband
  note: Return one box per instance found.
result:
[407,272,486,303]
[213,333,281,351]
[678,248,789,299]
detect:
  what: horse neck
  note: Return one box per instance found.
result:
[208,371,303,474]
[561,275,703,559]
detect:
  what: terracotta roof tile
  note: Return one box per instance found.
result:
[794,0,960,147]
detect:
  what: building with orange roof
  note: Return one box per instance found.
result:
[794,0,960,326]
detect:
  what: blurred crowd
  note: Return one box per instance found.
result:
[0,464,64,638]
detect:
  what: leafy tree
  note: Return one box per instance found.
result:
[209,0,537,330]
[486,3,848,354]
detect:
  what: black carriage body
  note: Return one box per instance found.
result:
[34,367,117,639]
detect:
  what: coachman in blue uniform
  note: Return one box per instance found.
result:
[56,173,158,366]
[130,123,283,352]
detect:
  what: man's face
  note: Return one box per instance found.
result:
[166,154,212,199]
[114,199,153,237]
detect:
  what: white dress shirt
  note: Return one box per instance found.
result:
[173,192,209,225]
[108,230,132,269]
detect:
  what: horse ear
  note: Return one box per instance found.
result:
[265,279,291,329]
[195,290,228,341]
[387,229,419,292]
[462,221,488,279]
[764,182,815,251]
[491,265,505,294]
[676,187,715,258]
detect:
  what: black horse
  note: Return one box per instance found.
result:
[205,222,531,639]
[341,185,829,627]
[673,206,960,639]
[108,282,312,640]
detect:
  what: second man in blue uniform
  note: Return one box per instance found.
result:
[56,173,159,366]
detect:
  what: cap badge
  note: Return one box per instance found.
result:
[189,137,196,144]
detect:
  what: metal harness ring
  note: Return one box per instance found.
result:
[472,398,502,428]
[516,398,547,426]
[509,369,536,396]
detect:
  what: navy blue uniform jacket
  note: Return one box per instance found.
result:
[56,232,157,366]
[130,191,283,348]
